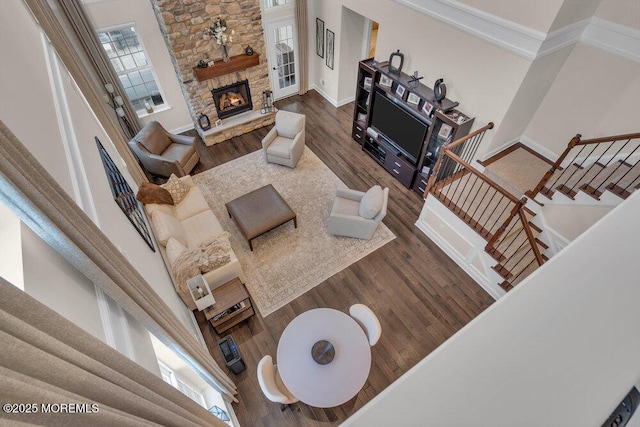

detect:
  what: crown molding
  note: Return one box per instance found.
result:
[393,0,639,62]
[581,17,640,63]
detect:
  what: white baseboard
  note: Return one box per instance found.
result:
[171,123,195,135]
[337,96,355,107]
[481,134,560,163]
[309,84,339,107]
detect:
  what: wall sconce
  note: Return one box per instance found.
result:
[104,82,135,139]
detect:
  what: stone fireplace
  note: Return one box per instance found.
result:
[151,0,275,146]
[212,79,253,120]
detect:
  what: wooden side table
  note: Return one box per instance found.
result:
[204,278,255,334]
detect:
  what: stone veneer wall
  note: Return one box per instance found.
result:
[151,0,273,145]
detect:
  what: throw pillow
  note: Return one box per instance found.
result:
[359,185,384,219]
[162,174,190,204]
[136,182,174,205]
[152,210,187,246]
[198,232,232,273]
[165,237,188,266]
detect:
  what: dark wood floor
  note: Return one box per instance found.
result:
[191,91,494,426]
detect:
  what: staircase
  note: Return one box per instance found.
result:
[420,128,639,295]
[530,133,640,203]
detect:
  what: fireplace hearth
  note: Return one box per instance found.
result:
[211,79,253,120]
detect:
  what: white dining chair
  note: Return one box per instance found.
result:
[257,355,299,411]
[349,304,382,346]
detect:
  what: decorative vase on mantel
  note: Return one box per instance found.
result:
[222,45,230,62]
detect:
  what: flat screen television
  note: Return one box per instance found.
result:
[370,90,429,164]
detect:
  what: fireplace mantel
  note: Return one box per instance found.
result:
[193,53,260,82]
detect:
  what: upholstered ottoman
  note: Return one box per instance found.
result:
[225,184,297,250]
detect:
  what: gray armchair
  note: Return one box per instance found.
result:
[327,186,389,240]
[261,110,306,168]
[128,121,199,178]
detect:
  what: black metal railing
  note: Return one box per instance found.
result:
[530,132,640,200]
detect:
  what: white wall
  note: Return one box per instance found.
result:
[84,0,193,132]
[455,0,564,32]
[595,0,640,29]
[308,0,535,148]
[0,204,23,290]
[20,224,107,343]
[0,0,199,370]
[523,43,640,155]
[345,190,640,426]
[336,7,366,105]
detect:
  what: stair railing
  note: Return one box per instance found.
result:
[424,124,545,289]
[529,132,640,200]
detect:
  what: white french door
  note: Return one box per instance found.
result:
[265,18,299,100]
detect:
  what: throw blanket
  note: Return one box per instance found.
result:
[171,232,232,294]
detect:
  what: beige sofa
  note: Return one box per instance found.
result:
[145,175,246,310]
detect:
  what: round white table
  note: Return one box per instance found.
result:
[276,308,372,408]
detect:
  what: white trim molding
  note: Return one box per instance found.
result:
[581,17,640,63]
[393,0,639,62]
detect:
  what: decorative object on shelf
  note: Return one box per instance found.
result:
[245,45,254,56]
[422,101,434,116]
[438,123,453,140]
[207,16,235,62]
[408,71,423,88]
[198,113,211,130]
[407,92,421,106]
[215,119,222,127]
[104,82,135,139]
[395,84,406,98]
[433,78,447,101]
[363,76,372,90]
[379,74,392,87]
[316,18,325,58]
[144,101,154,114]
[388,49,404,74]
[197,60,208,68]
[326,29,335,69]
[262,90,273,113]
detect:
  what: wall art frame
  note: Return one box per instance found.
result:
[316,18,324,58]
[326,29,335,69]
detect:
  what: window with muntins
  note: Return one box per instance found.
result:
[97,24,165,113]
[264,0,293,8]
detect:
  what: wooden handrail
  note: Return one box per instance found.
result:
[446,122,494,150]
[528,134,581,199]
[441,150,520,203]
[576,132,640,146]
[485,197,525,251]
[517,208,545,266]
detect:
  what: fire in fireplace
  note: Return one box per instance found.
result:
[211,79,253,120]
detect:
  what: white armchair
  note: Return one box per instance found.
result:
[257,355,298,411]
[327,186,389,240]
[261,110,306,168]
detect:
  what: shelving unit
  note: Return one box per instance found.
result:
[352,59,377,145]
[193,53,260,82]
[352,59,474,194]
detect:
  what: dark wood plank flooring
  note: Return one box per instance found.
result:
[191,91,494,426]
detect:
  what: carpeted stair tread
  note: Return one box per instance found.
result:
[554,163,605,198]
[611,161,640,190]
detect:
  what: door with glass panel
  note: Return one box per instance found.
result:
[265,18,299,100]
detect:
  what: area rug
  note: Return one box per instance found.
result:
[192,148,395,317]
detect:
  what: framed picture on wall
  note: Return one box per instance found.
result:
[395,85,406,98]
[407,92,421,106]
[316,18,324,58]
[326,29,335,69]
